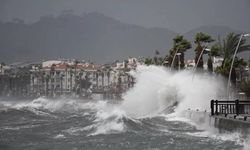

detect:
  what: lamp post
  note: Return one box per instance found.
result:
[170,48,179,71]
[226,33,250,99]
[176,53,182,71]
[192,47,210,80]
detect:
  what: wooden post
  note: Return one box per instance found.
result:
[211,100,214,116]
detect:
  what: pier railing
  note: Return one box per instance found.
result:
[210,100,250,116]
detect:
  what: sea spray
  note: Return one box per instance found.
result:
[121,65,225,118]
[121,65,177,118]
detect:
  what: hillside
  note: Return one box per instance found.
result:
[0,12,177,63]
[0,13,249,63]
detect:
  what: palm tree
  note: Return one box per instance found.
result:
[222,33,250,61]
[207,43,222,73]
[168,35,191,69]
[154,49,160,65]
[194,32,214,69]
[144,58,153,65]
[240,79,250,98]
[213,33,250,83]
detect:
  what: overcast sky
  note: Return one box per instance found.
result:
[0,0,250,33]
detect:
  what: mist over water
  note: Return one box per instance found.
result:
[0,65,248,150]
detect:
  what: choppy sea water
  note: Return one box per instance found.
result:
[0,98,248,150]
[1,65,249,150]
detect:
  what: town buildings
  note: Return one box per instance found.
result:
[0,58,138,98]
[0,56,249,99]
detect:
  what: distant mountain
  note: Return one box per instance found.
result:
[0,13,249,64]
[0,12,177,63]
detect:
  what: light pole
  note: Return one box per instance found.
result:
[176,53,181,71]
[226,33,250,99]
[192,47,210,80]
[170,48,179,71]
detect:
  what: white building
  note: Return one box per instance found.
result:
[31,58,135,97]
[0,64,11,75]
[213,56,224,71]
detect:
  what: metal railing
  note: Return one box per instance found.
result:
[210,99,250,116]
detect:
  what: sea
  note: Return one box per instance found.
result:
[0,65,249,150]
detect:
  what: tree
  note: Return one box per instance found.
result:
[82,73,91,96]
[207,43,222,73]
[154,49,160,65]
[168,35,191,69]
[214,33,250,83]
[194,32,214,69]
[221,33,250,61]
[144,58,153,65]
[240,79,250,98]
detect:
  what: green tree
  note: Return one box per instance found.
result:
[169,35,191,69]
[214,33,250,83]
[207,43,222,72]
[154,49,160,65]
[240,79,250,98]
[144,58,153,65]
[194,32,214,69]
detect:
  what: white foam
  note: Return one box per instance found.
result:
[121,65,224,118]
[89,103,127,135]
[1,124,40,131]
[243,137,250,150]
[187,131,244,145]
[54,134,66,139]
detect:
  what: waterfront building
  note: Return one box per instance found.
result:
[0,64,11,75]
[29,58,135,98]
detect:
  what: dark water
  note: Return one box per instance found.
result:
[0,98,247,150]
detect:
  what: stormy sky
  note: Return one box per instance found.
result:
[0,0,250,33]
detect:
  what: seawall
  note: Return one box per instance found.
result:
[183,110,250,136]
